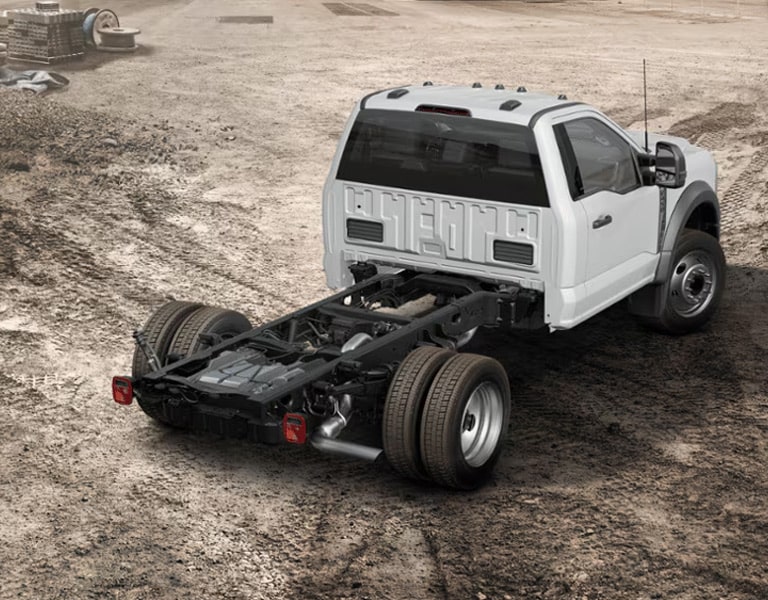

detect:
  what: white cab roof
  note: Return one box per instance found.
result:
[362,84,578,127]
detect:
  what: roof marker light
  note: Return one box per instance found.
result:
[387,88,409,99]
[499,100,521,112]
[472,82,482,88]
[423,81,433,86]
[495,84,505,90]
[558,94,568,100]
[517,86,527,93]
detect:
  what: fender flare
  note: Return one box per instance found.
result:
[653,180,720,284]
[628,180,720,317]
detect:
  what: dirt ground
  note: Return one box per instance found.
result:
[1,0,767,598]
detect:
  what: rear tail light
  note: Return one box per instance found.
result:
[283,413,307,444]
[112,376,133,405]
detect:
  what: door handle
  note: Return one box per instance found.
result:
[592,214,613,229]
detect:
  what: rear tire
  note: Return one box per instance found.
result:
[168,306,252,357]
[420,353,511,490]
[131,300,202,424]
[383,346,455,481]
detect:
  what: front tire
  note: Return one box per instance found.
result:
[645,229,725,335]
[420,354,511,490]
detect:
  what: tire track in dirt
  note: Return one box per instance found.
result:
[0,97,211,358]
[0,203,157,355]
[720,148,768,232]
[286,483,448,600]
[668,102,756,143]
[97,176,320,324]
[605,106,670,129]
[666,101,767,239]
[696,129,729,151]
[0,94,305,374]
[132,222,283,317]
[63,426,301,599]
[484,314,706,468]
[0,375,201,599]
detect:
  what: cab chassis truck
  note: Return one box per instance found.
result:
[113,84,725,489]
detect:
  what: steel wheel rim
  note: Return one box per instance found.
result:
[460,381,504,467]
[669,250,716,317]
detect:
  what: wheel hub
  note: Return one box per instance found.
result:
[669,250,716,317]
[462,413,476,432]
[460,381,504,467]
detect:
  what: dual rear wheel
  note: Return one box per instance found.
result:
[134,305,509,488]
[383,347,511,490]
[131,301,252,426]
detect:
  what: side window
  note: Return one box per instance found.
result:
[556,118,640,199]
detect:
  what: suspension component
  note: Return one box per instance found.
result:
[133,329,161,373]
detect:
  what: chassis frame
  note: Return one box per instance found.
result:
[132,269,537,455]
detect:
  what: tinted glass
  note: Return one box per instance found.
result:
[561,118,640,198]
[337,109,549,207]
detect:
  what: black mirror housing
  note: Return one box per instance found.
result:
[655,141,687,188]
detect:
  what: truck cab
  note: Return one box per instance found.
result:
[322,84,721,332]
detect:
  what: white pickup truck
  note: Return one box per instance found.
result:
[323,83,724,335]
[115,84,725,490]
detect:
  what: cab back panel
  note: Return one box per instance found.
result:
[338,181,544,273]
[324,106,552,288]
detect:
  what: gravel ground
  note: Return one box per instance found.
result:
[0,0,767,598]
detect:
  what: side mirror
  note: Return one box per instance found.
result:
[655,141,687,188]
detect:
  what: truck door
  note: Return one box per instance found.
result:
[554,116,659,318]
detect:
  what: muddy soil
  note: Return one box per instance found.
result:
[1,0,767,598]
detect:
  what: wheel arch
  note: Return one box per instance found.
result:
[628,180,720,318]
[656,180,720,284]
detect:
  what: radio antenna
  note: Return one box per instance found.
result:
[643,59,649,152]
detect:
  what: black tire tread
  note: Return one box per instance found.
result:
[131,300,202,423]
[420,353,510,490]
[168,306,252,357]
[383,346,455,481]
[643,228,726,335]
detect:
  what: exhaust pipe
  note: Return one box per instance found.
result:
[310,394,384,462]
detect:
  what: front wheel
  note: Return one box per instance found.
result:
[420,353,511,490]
[645,229,726,335]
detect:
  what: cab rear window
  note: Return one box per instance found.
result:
[336,109,549,207]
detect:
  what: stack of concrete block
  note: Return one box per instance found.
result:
[7,3,84,64]
[0,12,9,47]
